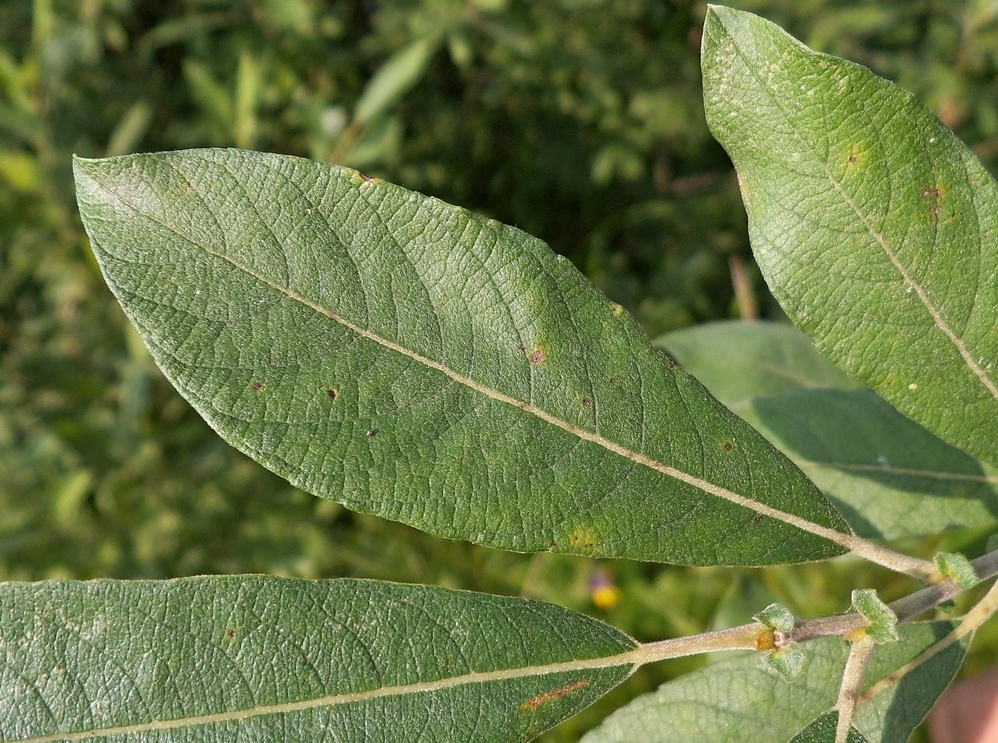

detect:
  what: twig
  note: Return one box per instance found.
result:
[834,636,875,743]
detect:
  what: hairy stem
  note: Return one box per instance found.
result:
[636,547,998,665]
[859,578,998,703]
[835,636,875,743]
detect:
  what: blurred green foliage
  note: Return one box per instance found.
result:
[3,1,998,739]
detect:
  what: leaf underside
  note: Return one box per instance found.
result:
[0,577,636,742]
[580,621,966,743]
[661,321,998,540]
[702,6,998,467]
[74,148,849,566]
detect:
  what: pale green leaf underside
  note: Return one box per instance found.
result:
[580,621,966,743]
[656,320,858,405]
[0,577,636,742]
[661,321,998,540]
[73,148,849,566]
[702,6,998,466]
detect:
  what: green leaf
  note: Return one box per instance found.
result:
[702,6,998,466]
[788,713,869,743]
[354,38,439,126]
[73,148,850,566]
[657,320,858,406]
[579,622,966,743]
[0,577,636,742]
[741,389,998,540]
[661,321,998,540]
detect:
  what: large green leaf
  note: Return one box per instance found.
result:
[660,321,998,539]
[0,577,635,742]
[579,622,966,743]
[73,148,849,566]
[702,6,998,466]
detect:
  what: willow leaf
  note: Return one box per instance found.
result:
[660,321,998,540]
[702,6,998,466]
[0,577,636,742]
[73,148,849,566]
[580,622,966,743]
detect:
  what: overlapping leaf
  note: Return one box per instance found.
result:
[660,321,998,539]
[74,149,849,566]
[0,577,635,742]
[580,622,966,743]
[702,6,998,466]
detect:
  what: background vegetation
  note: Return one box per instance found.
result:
[3,1,998,739]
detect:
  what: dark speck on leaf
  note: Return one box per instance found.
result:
[366,429,378,437]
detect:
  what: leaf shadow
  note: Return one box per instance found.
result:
[746,388,998,538]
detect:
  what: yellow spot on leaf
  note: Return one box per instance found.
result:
[567,527,599,552]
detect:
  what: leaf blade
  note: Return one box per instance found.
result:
[73,148,849,566]
[0,577,636,742]
[659,321,998,540]
[702,5,998,466]
[580,622,966,743]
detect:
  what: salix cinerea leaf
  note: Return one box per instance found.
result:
[0,577,637,742]
[579,622,967,743]
[660,321,998,540]
[702,6,998,466]
[73,148,853,567]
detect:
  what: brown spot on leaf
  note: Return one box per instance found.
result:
[251,381,263,392]
[581,396,592,408]
[721,440,734,453]
[521,680,590,711]
[528,348,545,365]
[327,388,339,401]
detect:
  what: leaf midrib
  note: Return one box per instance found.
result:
[715,12,998,402]
[13,651,639,743]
